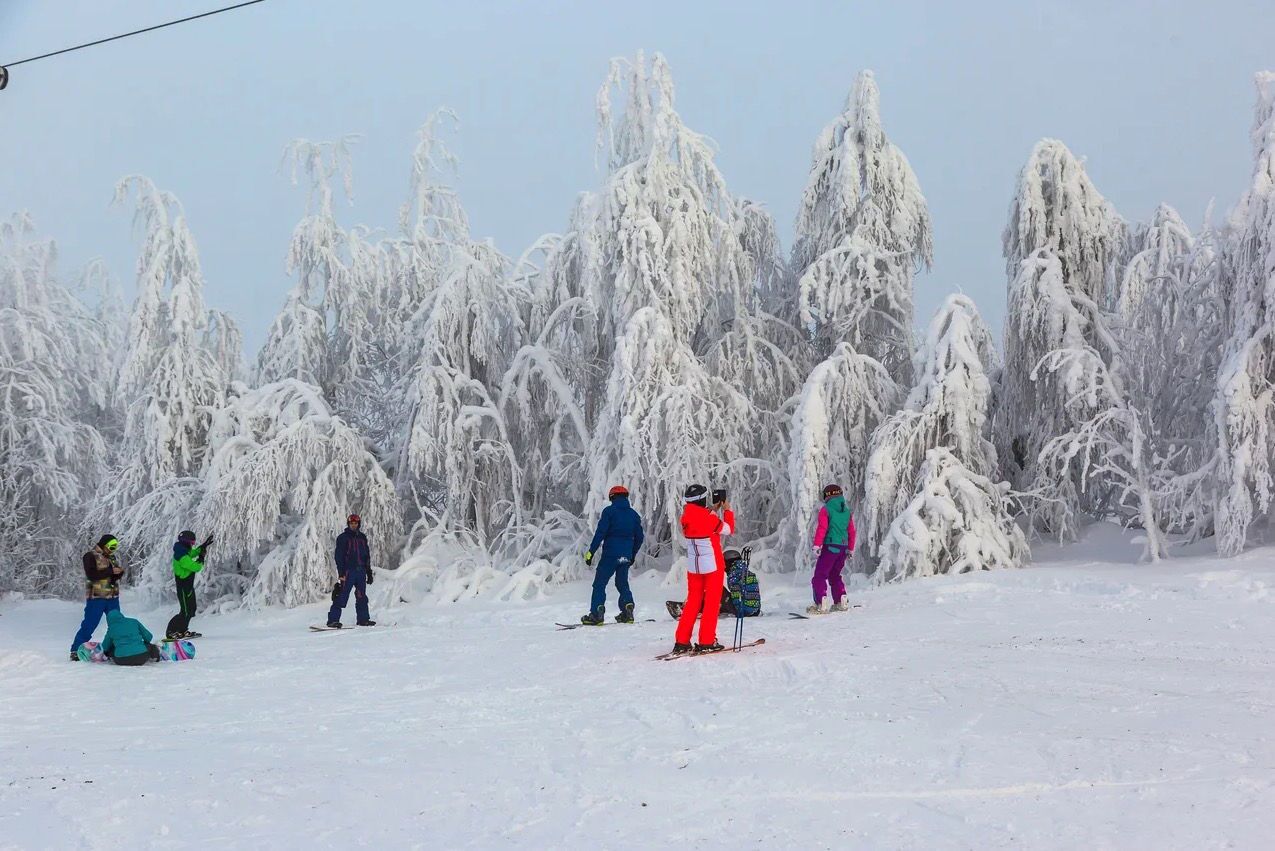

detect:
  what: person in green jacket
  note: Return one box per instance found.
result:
[165,530,212,639]
[101,609,161,666]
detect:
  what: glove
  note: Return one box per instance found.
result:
[200,536,214,549]
[583,551,593,566]
[365,566,374,585]
[331,581,341,603]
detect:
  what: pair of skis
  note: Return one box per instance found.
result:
[653,638,766,661]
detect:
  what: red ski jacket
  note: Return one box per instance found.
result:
[680,503,735,574]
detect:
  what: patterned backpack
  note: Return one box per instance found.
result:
[724,547,761,617]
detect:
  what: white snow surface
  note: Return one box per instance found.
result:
[3,525,1273,849]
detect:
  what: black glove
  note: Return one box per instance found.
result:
[331,581,342,603]
[365,566,374,585]
[200,536,214,549]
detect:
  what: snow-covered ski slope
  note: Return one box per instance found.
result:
[2,525,1272,849]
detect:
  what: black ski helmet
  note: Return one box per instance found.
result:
[723,548,742,563]
[684,483,708,507]
[178,530,196,544]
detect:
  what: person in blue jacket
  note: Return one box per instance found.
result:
[580,485,645,625]
[327,513,375,628]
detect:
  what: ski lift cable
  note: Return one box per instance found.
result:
[0,0,267,88]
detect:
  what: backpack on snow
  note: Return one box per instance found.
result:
[724,547,761,617]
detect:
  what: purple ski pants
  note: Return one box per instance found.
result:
[812,544,849,604]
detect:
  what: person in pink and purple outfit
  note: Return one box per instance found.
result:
[809,483,855,614]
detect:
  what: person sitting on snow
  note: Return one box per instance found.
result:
[580,485,645,625]
[101,609,161,666]
[69,534,124,661]
[809,483,855,614]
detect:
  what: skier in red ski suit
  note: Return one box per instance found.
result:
[672,483,735,654]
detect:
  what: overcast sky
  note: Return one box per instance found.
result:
[1,0,1271,350]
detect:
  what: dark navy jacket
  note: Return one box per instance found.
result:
[588,496,645,563]
[335,527,371,575]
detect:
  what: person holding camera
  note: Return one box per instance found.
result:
[166,530,212,639]
[670,484,735,656]
[69,534,124,661]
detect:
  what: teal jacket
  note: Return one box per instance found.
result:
[101,610,154,658]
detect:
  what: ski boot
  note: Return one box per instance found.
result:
[69,651,78,662]
[615,603,635,624]
[830,600,849,612]
[356,620,376,627]
[325,621,343,629]
[694,642,726,654]
[669,642,694,657]
[579,611,605,626]
[805,603,826,615]
[184,630,203,638]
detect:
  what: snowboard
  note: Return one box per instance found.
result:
[308,623,389,632]
[555,619,656,630]
[789,604,863,619]
[654,637,766,661]
[75,639,194,663]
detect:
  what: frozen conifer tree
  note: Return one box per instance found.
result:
[791,71,933,383]
[862,295,1027,577]
[1003,139,1125,306]
[256,137,361,398]
[1118,207,1221,488]
[0,214,109,596]
[399,233,525,545]
[98,178,234,565]
[1210,72,1275,556]
[997,141,1125,493]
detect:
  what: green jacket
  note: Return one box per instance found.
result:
[101,610,154,658]
[172,542,205,579]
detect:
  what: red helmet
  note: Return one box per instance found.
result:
[347,514,361,525]
[607,485,629,500]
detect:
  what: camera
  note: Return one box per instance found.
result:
[712,488,727,505]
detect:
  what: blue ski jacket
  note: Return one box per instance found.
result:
[588,496,645,563]
[335,528,371,576]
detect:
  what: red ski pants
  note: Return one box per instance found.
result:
[675,568,725,646]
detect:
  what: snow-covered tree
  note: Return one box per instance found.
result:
[256,137,360,397]
[399,234,525,544]
[862,295,1027,577]
[997,141,1125,494]
[96,177,235,585]
[874,449,1029,581]
[791,71,933,383]
[1209,72,1275,556]
[1002,250,1167,558]
[0,214,110,596]
[588,307,758,552]
[1003,139,1125,307]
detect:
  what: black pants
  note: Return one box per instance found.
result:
[166,575,197,636]
[112,643,161,666]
